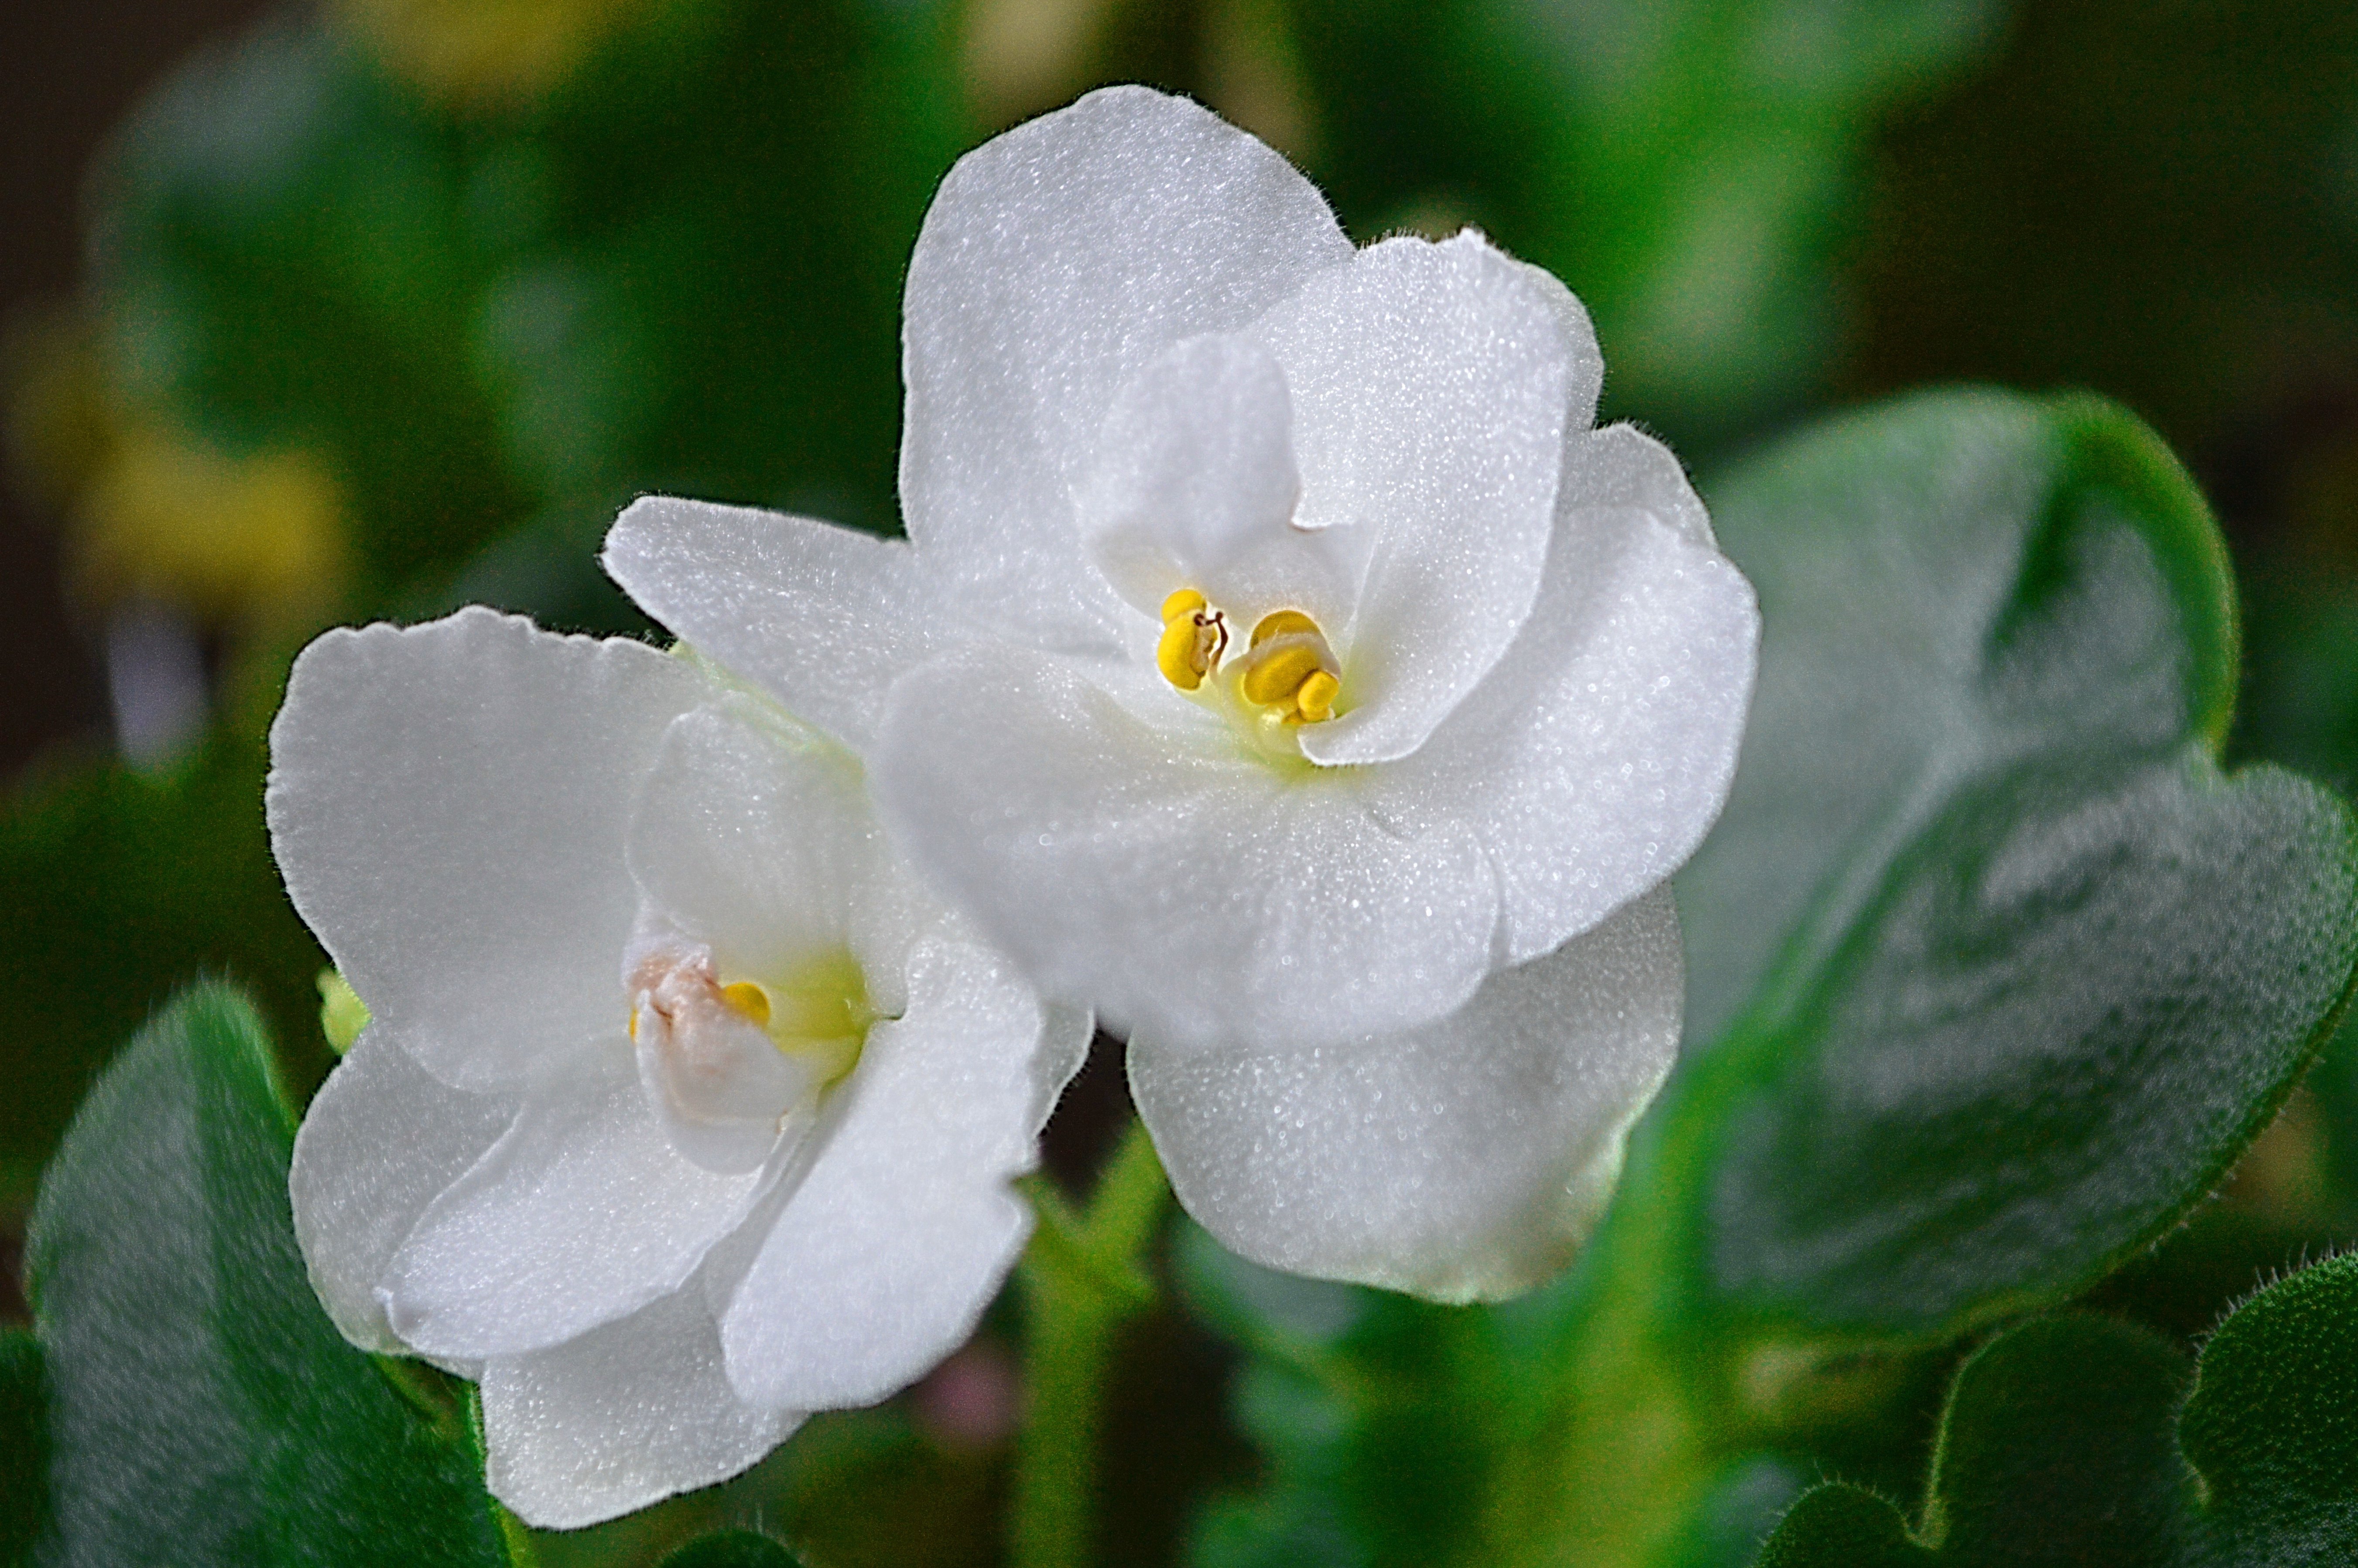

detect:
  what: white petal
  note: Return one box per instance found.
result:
[288,1025,516,1354]
[1564,420,1717,549]
[901,85,1352,648]
[480,1285,798,1530]
[1379,428,1760,964]
[874,645,1500,1051]
[1032,1001,1098,1128]
[628,697,880,989]
[265,607,707,1090]
[1078,334,1353,630]
[1256,232,1583,766]
[602,496,943,758]
[384,1047,767,1360]
[1515,248,1605,444]
[1131,886,1682,1302]
[719,937,1078,1410]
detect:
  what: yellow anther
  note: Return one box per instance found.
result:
[720,980,771,1027]
[1250,609,1321,648]
[1240,642,1327,707]
[1157,614,1209,690]
[1294,670,1339,724]
[1157,604,1226,692]
[1233,607,1342,726]
[1161,588,1208,624]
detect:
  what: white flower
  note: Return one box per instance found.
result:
[604,88,1757,1298]
[267,606,1087,1526]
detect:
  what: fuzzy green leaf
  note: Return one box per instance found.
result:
[2177,1253,2358,1553]
[23,984,507,1567]
[1756,1252,2358,1565]
[1682,389,2238,1040]
[1670,389,2358,1340]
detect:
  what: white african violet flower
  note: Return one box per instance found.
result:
[267,606,1086,1527]
[604,87,1757,1298]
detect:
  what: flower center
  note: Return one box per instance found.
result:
[1156,590,1340,726]
[628,945,872,1116]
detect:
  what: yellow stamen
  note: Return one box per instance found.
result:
[1157,614,1210,690]
[1250,609,1321,648]
[720,980,771,1027]
[1232,606,1342,726]
[1156,589,1227,692]
[1294,670,1339,724]
[1157,593,1340,722]
[1240,642,1326,707]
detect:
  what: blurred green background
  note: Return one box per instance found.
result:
[7,1,2358,1564]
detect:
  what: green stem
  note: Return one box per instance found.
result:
[1009,1118,1170,1568]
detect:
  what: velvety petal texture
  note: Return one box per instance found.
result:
[628,698,883,987]
[1257,232,1581,766]
[899,84,1352,646]
[1078,334,1348,630]
[604,497,945,756]
[869,92,1747,1062]
[288,1026,514,1354]
[1377,427,1760,964]
[875,645,1500,1051]
[1130,887,1683,1301]
[266,607,706,1091]
[383,1049,769,1361]
[722,938,1090,1408]
[275,606,1085,1529]
[479,1286,799,1530]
